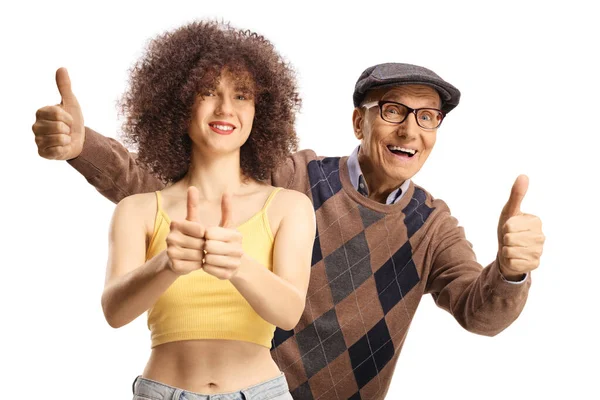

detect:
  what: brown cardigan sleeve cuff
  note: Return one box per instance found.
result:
[487,259,532,298]
[66,127,106,181]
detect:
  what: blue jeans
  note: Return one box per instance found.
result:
[132,373,293,400]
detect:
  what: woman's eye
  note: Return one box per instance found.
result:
[236,93,252,100]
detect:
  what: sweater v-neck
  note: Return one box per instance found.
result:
[338,156,416,214]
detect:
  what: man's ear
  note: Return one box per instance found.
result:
[352,108,364,140]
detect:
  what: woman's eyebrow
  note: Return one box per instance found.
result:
[234,84,254,92]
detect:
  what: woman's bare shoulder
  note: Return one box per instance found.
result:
[267,187,313,222]
[113,192,160,236]
[117,192,158,212]
[273,187,312,207]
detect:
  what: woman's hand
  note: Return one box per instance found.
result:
[203,193,245,280]
[166,187,207,276]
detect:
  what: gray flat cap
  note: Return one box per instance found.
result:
[353,63,461,113]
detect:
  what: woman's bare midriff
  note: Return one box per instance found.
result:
[142,339,282,393]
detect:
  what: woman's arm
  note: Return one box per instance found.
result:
[206,190,316,331]
[101,194,178,328]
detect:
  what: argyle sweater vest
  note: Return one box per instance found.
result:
[268,150,530,400]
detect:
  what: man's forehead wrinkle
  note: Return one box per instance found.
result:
[383,86,438,98]
[365,85,437,99]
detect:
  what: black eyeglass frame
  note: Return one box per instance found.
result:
[362,100,446,130]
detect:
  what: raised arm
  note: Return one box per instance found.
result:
[68,127,164,203]
[425,211,530,336]
[32,68,165,204]
[426,176,544,336]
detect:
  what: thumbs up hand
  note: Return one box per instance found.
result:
[32,68,85,160]
[165,187,207,276]
[497,175,545,280]
[203,193,245,281]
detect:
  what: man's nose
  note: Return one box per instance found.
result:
[396,113,420,138]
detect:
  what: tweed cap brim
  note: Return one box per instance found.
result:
[353,63,461,113]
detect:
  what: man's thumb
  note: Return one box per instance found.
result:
[219,193,233,228]
[56,67,78,107]
[504,174,529,217]
[186,186,201,222]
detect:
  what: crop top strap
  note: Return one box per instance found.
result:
[155,191,163,213]
[263,187,282,213]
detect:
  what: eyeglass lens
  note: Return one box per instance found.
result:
[381,103,443,129]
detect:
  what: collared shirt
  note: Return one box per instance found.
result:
[347,146,411,205]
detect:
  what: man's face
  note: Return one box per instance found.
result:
[352,84,441,189]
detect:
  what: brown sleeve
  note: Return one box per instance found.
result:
[67,127,166,204]
[270,149,319,190]
[425,206,531,336]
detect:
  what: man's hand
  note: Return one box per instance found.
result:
[166,187,207,276]
[497,175,545,280]
[32,68,85,160]
[203,193,245,281]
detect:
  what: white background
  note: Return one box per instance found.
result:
[1,0,598,398]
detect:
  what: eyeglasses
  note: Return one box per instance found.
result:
[362,100,445,130]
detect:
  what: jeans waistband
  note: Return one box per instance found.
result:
[132,373,289,400]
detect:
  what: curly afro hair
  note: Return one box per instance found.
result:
[119,20,301,183]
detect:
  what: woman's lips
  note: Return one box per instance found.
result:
[209,122,235,135]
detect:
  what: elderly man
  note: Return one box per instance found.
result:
[32,63,544,400]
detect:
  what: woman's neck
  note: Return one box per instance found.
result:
[183,150,247,200]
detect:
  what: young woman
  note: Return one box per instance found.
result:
[100,21,315,399]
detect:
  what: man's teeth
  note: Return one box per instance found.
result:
[212,124,234,131]
[388,145,416,155]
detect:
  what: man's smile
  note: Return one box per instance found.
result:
[386,144,418,161]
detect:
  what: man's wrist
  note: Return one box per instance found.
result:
[500,269,526,281]
[498,264,528,284]
[496,252,527,282]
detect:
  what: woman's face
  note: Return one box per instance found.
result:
[188,70,256,156]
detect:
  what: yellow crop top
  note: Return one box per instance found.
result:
[145,188,282,348]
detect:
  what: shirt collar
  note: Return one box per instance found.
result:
[347,146,410,205]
